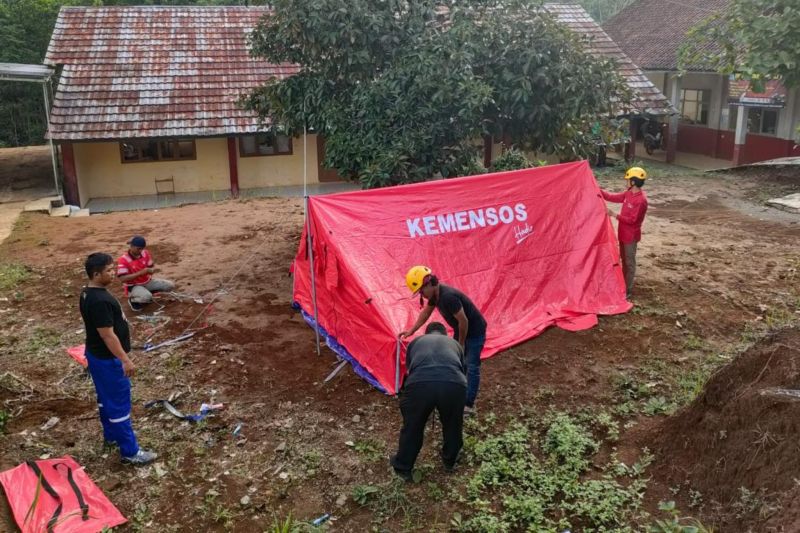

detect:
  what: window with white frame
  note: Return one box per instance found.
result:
[679,89,711,125]
[239,133,292,157]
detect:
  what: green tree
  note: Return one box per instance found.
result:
[680,0,800,90]
[244,0,630,188]
[0,0,68,146]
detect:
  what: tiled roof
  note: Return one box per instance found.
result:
[45,5,670,141]
[603,0,730,71]
[45,6,296,140]
[544,4,673,114]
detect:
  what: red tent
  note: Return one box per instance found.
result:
[292,161,631,394]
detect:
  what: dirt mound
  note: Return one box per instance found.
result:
[726,164,800,185]
[646,328,800,531]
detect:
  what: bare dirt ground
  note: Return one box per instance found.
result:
[1,161,799,532]
[0,145,56,203]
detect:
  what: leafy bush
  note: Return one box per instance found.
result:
[457,412,650,531]
[352,484,379,506]
[489,149,534,172]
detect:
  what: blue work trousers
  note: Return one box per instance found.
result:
[464,335,485,407]
[86,351,140,458]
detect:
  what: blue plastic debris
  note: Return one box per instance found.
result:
[312,514,331,526]
[144,400,223,422]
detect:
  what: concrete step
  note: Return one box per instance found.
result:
[23,195,62,213]
[49,205,71,217]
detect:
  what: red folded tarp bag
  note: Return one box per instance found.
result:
[0,455,126,533]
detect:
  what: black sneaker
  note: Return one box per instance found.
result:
[393,468,413,482]
[128,299,144,312]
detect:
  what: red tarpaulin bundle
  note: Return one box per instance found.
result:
[292,161,631,394]
[0,456,127,533]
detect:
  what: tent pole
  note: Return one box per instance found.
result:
[303,105,308,200]
[395,338,401,395]
[305,195,321,356]
[42,80,62,203]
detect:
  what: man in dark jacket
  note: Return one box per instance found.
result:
[391,322,467,481]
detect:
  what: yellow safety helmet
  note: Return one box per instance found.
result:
[405,265,432,294]
[624,167,647,180]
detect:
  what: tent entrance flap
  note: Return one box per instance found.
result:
[292,161,631,395]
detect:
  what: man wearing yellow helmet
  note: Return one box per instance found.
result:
[400,266,487,415]
[601,166,649,299]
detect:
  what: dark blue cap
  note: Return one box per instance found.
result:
[128,235,146,248]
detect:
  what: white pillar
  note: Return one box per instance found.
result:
[732,104,748,165]
[667,75,682,163]
[734,105,748,145]
[776,88,797,139]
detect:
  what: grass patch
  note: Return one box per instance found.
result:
[353,438,385,463]
[683,333,710,352]
[647,501,714,533]
[353,477,418,527]
[594,158,706,181]
[0,263,31,291]
[454,411,652,531]
[26,327,61,355]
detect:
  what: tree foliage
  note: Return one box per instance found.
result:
[0,0,67,147]
[245,0,631,188]
[680,0,800,90]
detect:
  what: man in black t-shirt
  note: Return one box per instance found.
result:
[391,322,466,480]
[400,266,487,414]
[79,253,156,465]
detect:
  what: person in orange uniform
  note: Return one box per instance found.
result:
[601,166,648,299]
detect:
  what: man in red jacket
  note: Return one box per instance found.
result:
[601,166,648,299]
[117,235,175,311]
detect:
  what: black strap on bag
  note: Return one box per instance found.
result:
[53,462,90,521]
[25,461,62,533]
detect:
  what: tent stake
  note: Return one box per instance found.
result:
[324,359,348,383]
[305,195,321,356]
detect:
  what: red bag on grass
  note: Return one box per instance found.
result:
[0,456,126,533]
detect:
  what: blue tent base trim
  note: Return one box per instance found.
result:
[292,302,389,395]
